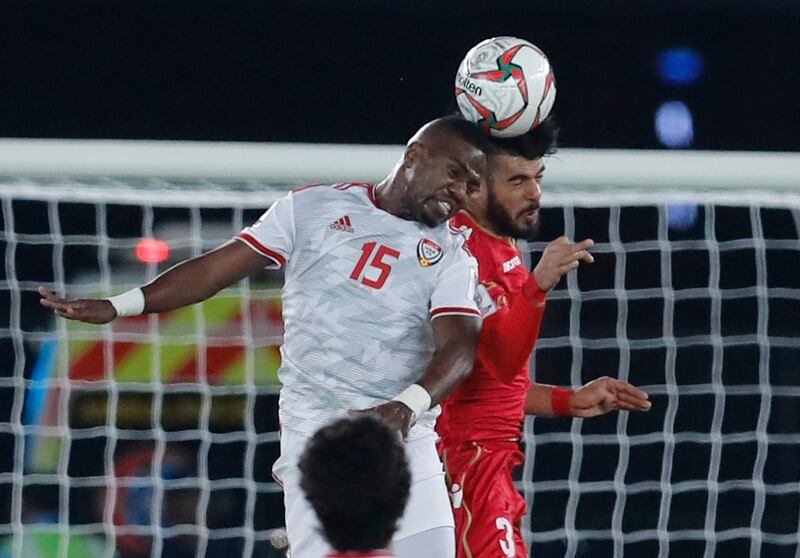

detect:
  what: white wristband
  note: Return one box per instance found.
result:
[107,288,145,317]
[392,384,432,420]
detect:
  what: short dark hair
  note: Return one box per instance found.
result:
[299,417,411,552]
[425,114,494,153]
[486,114,560,161]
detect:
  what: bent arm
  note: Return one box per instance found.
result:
[480,274,547,384]
[142,239,270,313]
[418,314,481,406]
[349,314,480,440]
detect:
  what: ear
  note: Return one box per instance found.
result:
[466,179,488,205]
[403,142,422,167]
[466,180,484,199]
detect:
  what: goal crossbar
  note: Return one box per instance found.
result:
[1,139,799,208]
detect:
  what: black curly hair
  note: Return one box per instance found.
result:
[299,416,411,552]
[486,114,560,161]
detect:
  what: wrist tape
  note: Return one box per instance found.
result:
[551,387,574,416]
[392,384,432,420]
[107,288,145,317]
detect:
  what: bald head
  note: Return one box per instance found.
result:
[375,116,489,227]
[408,115,492,153]
[398,116,488,226]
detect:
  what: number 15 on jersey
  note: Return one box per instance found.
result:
[349,242,400,290]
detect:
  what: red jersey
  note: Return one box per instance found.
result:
[438,212,547,444]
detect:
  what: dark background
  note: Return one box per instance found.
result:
[1,1,800,556]
[0,0,798,149]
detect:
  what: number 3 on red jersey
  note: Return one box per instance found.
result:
[496,516,516,557]
[349,242,400,290]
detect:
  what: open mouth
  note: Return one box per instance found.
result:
[520,207,539,223]
[424,196,456,221]
[437,199,454,216]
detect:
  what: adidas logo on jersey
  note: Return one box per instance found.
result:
[330,215,354,233]
[502,255,522,273]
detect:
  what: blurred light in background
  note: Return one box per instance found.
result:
[658,48,703,85]
[655,101,694,148]
[136,238,170,263]
[667,203,700,231]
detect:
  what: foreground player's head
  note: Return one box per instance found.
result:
[465,116,559,240]
[384,115,488,227]
[299,416,411,553]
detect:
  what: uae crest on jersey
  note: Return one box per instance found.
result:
[417,238,443,267]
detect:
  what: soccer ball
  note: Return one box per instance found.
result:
[455,36,556,138]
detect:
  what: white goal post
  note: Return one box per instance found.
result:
[2,138,800,205]
[1,140,799,558]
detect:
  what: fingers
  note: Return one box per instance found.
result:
[573,238,595,251]
[575,377,652,416]
[575,249,595,264]
[615,380,650,402]
[39,286,68,310]
[39,296,84,319]
[548,238,595,266]
[39,298,64,311]
[38,286,60,301]
[570,239,595,264]
[558,260,581,273]
[348,404,412,440]
[605,378,652,412]
[54,309,78,321]
[40,297,69,312]
[616,390,652,411]
[38,287,83,316]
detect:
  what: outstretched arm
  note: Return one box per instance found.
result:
[350,314,481,440]
[39,240,270,324]
[482,236,594,383]
[524,377,651,417]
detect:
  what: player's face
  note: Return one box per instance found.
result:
[486,154,544,240]
[406,137,485,227]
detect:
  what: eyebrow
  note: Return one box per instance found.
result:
[508,167,545,183]
[508,173,530,182]
[450,157,483,182]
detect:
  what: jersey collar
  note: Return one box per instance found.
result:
[452,210,516,246]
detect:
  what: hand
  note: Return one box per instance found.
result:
[533,236,595,292]
[38,286,118,324]
[349,401,415,441]
[570,376,651,418]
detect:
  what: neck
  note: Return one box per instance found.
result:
[462,208,509,240]
[373,177,414,220]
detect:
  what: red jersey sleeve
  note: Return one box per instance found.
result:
[478,273,548,384]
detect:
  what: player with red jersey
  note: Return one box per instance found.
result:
[438,118,652,557]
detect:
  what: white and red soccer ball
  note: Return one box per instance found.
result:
[455,36,556,138]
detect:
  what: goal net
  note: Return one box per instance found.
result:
[1,140,799,558]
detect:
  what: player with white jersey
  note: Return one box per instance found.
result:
[39,116,490,558]
[237,181,478,438]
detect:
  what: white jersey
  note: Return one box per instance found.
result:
[236,183,480,439]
